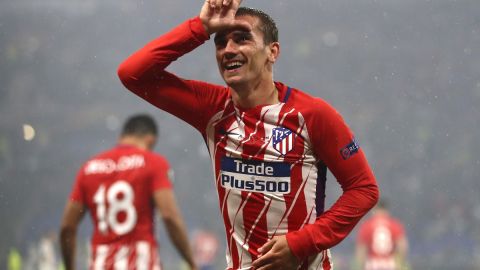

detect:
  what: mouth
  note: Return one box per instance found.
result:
[224,61,245,72]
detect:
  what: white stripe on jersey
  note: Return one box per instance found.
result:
[136,241,150,270]
[90,242,160,270]
[94,245,108,270]
[114,246,129,270]
[227,191,251,267]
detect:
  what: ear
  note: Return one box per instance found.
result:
[145,134,157,150]
[268,42,280,63]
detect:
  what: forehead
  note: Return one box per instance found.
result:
[214,15,263,40]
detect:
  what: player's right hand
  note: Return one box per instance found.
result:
[199,0,251,35]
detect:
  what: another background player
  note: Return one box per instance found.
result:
[354,200,409,270]
[59,114,197,270]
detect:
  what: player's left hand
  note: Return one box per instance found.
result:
[251,235,300,270]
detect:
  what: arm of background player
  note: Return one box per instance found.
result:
[353,243,367,270]
[396,233,410,269]
[154,190,198,270]
[59,201,86,270]
[285,100,380,260]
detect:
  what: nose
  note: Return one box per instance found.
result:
[223,39,238,58]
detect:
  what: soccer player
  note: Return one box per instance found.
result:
[355,200,409,270]
[59,114,197,270]
[118,1,379,269]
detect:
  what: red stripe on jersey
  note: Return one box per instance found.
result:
[104,244,118,269]
[322,250,331,270]
[286,163,309,231]
[282,115,310,233]
[242,194,272,262]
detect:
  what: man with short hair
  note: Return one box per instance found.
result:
[118,1,379,269]
[60,114,197,270]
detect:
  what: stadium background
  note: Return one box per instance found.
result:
[1,0,479,269]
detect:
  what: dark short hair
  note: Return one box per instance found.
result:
[121,114,158,137]
[236,7,278,44]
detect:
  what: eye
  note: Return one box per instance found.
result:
[235,34,250,43]
[214,38,227,49]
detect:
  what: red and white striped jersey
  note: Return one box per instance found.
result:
[357,214,406,270]
[70,145,172,269]
[118,17,379,270]
[90,241,161,270]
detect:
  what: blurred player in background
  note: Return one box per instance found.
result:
[118,0,379,269]
[354,200,409,270]
[192,230,219,270]
[59,114,197,270]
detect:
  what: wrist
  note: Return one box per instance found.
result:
[202,23,211,35]
[198,15,211,36]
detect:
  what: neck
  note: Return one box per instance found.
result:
[374,209,389,217]
[230,76,278,109]
[118,136,149,150]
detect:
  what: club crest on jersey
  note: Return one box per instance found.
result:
[272,127,295,155]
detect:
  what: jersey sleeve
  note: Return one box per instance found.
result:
[118,17,227,133]
[151,155,173,192]
[69,166,87,204]
[286,100,379,259]
[392,219,406,241]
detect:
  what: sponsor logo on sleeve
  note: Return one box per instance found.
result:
[220,157,291,194]
[340,138,360,160]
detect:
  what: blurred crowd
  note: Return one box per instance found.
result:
[1,1,479,269]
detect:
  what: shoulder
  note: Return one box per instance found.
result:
[390,216,406,231]
[187,79,229,97]
[79,147,114,169]
[186,79,231,107]
[285,85,344,124]
[144,151,170,168]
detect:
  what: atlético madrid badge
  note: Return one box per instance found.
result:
[272,127,295,155]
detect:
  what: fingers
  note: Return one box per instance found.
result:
[251,252,274,269]
[206,0,238,11]
[207,0,225,10]
[252,239,277,269]
[231,0,242,10]
[258,239,276,255]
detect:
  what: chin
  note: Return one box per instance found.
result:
[223,77,245,87]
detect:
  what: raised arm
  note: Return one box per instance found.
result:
[117,0,249,130]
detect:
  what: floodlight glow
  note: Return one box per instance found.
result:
[23,124,35,141]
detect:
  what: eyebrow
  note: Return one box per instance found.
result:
[214,30,253,44]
